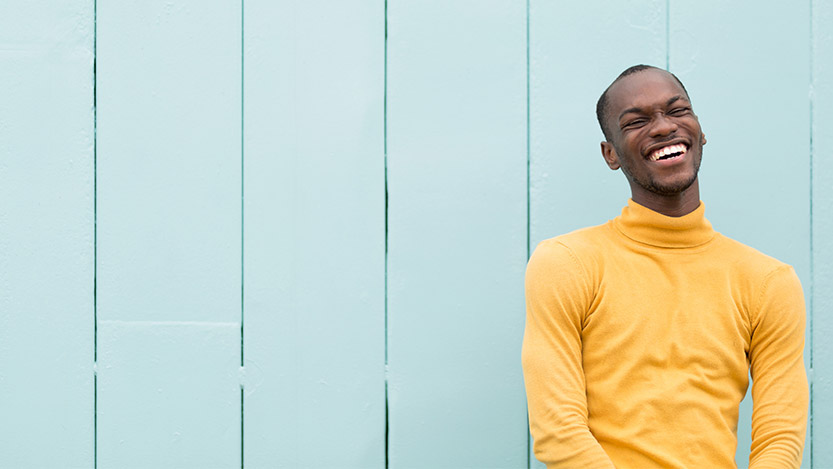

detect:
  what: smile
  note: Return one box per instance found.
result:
[648,143,688,162]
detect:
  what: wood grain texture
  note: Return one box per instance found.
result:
[242,1,386,467]
[0,1,94,466]
[387,1,528,466]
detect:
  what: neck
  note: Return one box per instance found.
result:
[630,179,701,217]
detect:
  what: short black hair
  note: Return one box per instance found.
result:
[596,65,690,141]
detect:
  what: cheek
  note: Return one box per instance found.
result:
[621,139,644,165]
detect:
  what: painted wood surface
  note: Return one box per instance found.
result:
[242,1,385,467]
[3,2,830,468]
[813,0,833,466]
[387,1,528,466]
[0,1,94,467]
[96,1,241,467]
[528,0,666,243]
[97,321,240,468]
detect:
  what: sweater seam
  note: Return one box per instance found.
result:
[554,240,596,326]
[752,264,793,333]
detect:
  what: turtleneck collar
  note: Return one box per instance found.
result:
[613,199,716,248]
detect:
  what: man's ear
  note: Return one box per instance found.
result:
[600,141,620,170]
[701,133,707,146]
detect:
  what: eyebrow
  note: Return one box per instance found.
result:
[618,95,688,120]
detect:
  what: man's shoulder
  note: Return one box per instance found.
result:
[532,222,613,263]
[714,233,795,281]
[527,223,613,286]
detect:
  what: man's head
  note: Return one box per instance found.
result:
[596,65,690,141]
[597,65,706,199]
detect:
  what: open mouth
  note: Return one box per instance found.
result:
[648,143,688,162]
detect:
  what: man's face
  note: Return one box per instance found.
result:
[600,69,706,198]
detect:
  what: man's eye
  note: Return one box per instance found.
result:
[669,107,690,115]
[623,119,647,129]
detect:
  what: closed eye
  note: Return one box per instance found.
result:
[669,107,691,116]
[622,118,648,129]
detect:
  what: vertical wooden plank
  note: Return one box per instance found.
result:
[669,2,810,467]
[96,1,240,322]
[0,1,94,466]
[529,0,666,245]
[528,1,666,466]
[243,1,385,467]
[96,1,241,467]
[813,0,833,466]
[387,1,527,466]
[97,321,240,467]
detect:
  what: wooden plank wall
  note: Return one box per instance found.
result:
[242,1,385,466]
[0,1,94,467]
[0,1,828,468]
[96,1,242,467]
[813,0,833,466]
[386,1,528,467]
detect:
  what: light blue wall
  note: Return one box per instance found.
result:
[0,1,829,468]
[387,1,528,467]
[0,2,94,467]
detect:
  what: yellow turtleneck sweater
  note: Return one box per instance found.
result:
[522,199,807,468]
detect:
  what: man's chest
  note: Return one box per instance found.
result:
[580,253,752,375]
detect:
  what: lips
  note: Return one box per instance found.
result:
[647,142,688,162]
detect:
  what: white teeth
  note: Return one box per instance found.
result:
[650,143,687,161]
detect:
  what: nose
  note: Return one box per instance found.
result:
[649,113,678,137]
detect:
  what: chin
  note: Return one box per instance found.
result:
[649,175,698,195]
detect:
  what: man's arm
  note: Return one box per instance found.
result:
[522,240,615,468]
[748,265,809,468]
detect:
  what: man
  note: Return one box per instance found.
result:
[522,65,808,468]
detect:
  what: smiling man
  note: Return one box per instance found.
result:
[522,65,808,468]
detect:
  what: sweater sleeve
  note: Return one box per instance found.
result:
[748,265,809,468]
[521,240,615,468]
